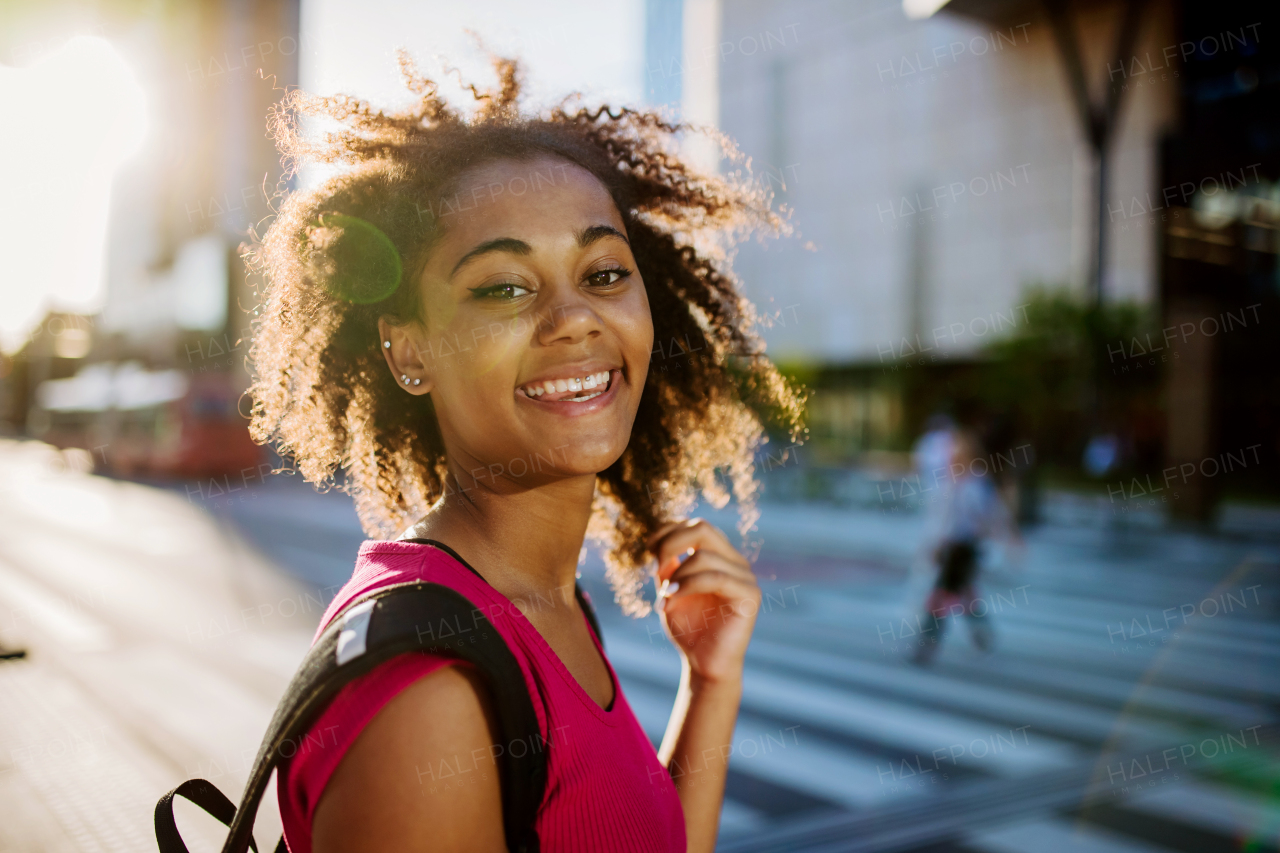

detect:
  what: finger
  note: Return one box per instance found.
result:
[663,549,756,586]
[652,519,742,573]
[646,518,694,549]
[655,539,743,584]
[648,517,729,553]
[659,548,746,586]
[662,571,761,612]
[660,555,760,613]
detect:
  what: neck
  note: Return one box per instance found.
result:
[407,462,596,610]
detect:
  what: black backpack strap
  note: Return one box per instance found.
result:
[576,586,604,649]
[155,582,546,853]
[155,779,259,853]
[402,536,603,648]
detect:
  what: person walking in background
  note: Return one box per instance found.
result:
[912,412,957,536]
[911,430,1022,665]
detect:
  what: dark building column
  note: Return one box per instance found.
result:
[1163,299,1216,519]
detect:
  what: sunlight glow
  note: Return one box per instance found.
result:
[902,0,952,20]
[0,36,149,352]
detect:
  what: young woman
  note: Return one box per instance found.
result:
[248,56,803,853]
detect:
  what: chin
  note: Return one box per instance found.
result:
[569,437,630,474]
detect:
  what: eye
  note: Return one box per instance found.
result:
[586,267,631,287]
[471,282,533,300]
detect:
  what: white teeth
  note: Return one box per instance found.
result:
[523,370,613,400]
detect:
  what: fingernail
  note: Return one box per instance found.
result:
[666,581,680,596]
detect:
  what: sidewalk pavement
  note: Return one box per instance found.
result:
[0,440,318,853]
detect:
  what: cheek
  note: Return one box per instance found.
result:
[433,359,516,446]
[466,316,535,390]
[485,313,537,353]
[438,335,519,399]
[617,288,655,364]
[426,309,525,377]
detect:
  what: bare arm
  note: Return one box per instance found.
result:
[649,520,762,853]
[312,664,508,853]
[658,666,744,852]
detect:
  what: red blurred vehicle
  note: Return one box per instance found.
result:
[151,371,263,480]
[37,364,262,480]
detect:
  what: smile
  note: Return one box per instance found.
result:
[519,370,614,403]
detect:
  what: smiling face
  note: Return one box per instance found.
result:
[380,157,653,487]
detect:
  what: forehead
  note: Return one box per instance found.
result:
[432,157,623,251]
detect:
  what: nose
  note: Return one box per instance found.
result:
[535,285,604,347]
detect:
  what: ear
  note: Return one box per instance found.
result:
[378,317,434,395]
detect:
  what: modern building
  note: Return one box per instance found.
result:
[1,0,300,479]
[650,0,1278,512]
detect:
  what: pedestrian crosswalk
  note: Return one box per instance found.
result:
[575,511,1280,852]
[965,817,1174,853]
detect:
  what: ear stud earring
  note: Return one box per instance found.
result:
[413,379,421,386]
[401,374,410,385]
[383,341,391,348]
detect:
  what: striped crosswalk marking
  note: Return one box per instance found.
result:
[965,816,1175,853]
[587,517,1277,852]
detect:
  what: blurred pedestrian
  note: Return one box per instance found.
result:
[913,413,956,487]
[911,430,1022,665]
[912,412,956,535]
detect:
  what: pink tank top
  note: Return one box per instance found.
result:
[277,540,686,852]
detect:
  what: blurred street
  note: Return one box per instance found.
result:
[3,0,1279,850]
[1,439,1278,853]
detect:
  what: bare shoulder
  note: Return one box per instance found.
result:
[312,662,507,853]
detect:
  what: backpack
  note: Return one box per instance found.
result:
[154,540,603,853]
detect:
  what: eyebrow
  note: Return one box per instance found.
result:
[448,225,629,280]
[576,224,630,249]
[450,237,532,278]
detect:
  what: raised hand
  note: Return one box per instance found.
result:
[648,518,762,684]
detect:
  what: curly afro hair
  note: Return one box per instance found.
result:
[247,54,806,615]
